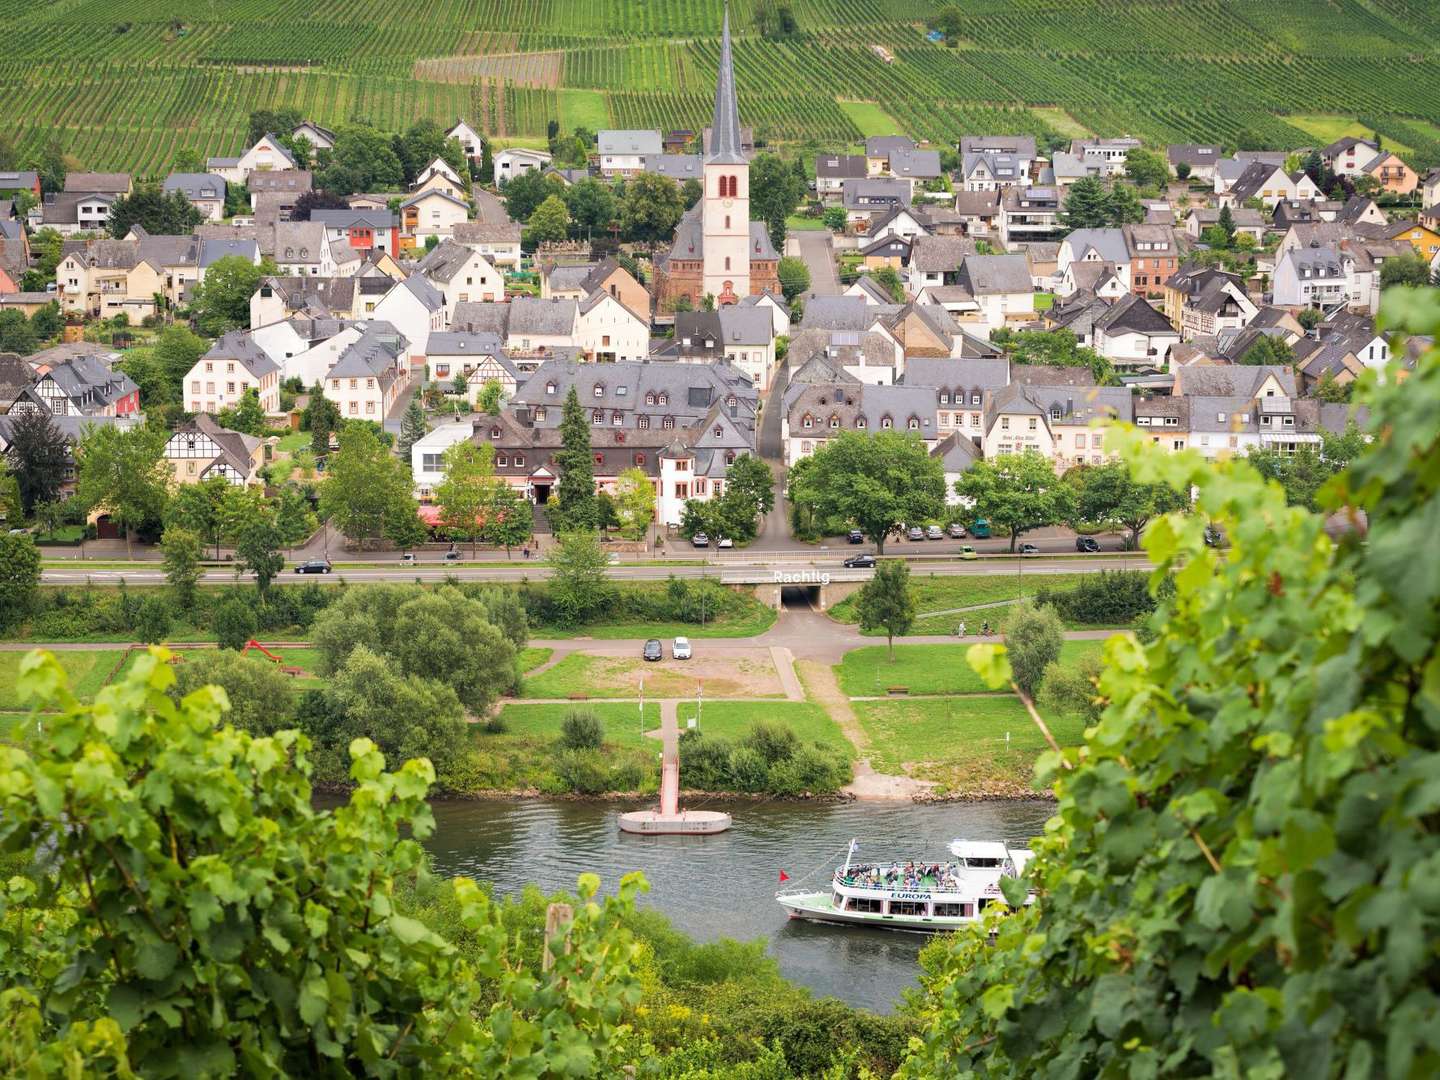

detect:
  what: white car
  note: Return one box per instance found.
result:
[716,536,734,549]
[672,637,692,660]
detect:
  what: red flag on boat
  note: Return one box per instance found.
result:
[778,871,790,883]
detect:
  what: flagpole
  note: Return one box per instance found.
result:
[843,837,856,875]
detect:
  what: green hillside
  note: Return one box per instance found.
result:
[5,0,1440,174]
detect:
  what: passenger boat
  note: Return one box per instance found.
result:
[776,839,1035,933]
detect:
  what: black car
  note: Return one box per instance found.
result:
[1075,536,1100,553]
[843,553,876,568]
[847,529,864,544]
[642,639,663,661]
[1018,543,1040,555]
[294,559,332,574]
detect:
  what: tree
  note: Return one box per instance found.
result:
[478,139,494,185]
[1038,650,1104,724]
[750,153,806,252]
[165,475,230,559]
[246,107,303,145]
[192,255,265,336]
[1003,600,1064,698]
[565,178,618,234]
[392,589,517,713]
[856,558,915,658]
[619,172,685,245]
[500,168,562,224]
[482,480,532,557]
[1,649,645,1074]
[172,649,295,735]
[681,177,703,210]
[1073,462,1186,549]
[25,134,68,194]
[107,183,203,237]
[149,324,207,401]
[723,453,775,522]
[1059,176,1111,230]
[1174,161,1191,181]
[318,423,418,547]
[223,486,285,597]
[0,473,20,530]
[290,189,350,221]
[1105,181,1144,226]
[870,265,906,301]
[552,386,597,531]
[216,387,268,436]
[133,594,173,644]
[0,533,39,631]
[435,440,494,556]
[525,194,571,247]
[394,120,468,187]
[561,709,605,750]
[304,388,342,454]
[161,526,203,609]
[74,423,170,557]
[273,486,316,551]
[1380,252,1431,288]
[0,309,37,354]
[787,431,946,554]
[212,593,258,649]
[1123,148,1169,190]
[1239,332,1294,366]
[613,466,655,540]
[397,399,428,456]
[476,379,505,415]
[1311,369,1351,402]
[1216,202,1236,244]
[956,449,1076,552]
[314,124,405,195]
[3,408,68,514]
[990,327,1117,385]
[30,299,62,341]
[547,530,611,626]
[776,255,811,301]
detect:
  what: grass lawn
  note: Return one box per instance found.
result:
[488,701,662,750]
[836,639,1103,697]
[559,88,609,131]
[275,431,310,453]
[517,646,553,674]
[533,606,776,641]
[0,648,128,709]
[1285,115,1413,157]
[853,696,1087,794]
[675,701,854,758]
[785,214,828,231]
[524,651,782,700]
[829,572,1093,631]
[1029,107,1090,139]
[837,100,902,137]
[1034,291,1055,312]
[33,525,86,544]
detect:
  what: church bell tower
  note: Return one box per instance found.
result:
[701,4,750,304]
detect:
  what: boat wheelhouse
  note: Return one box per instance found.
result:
[777,839,1035,933]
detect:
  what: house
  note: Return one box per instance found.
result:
[1223,161,1320,208]
[868,205,932,244]
[42,191,118,235]
[674,307,776,390]
[321,323,411,422]
[576,289,651,362]
[162,173,228,221]
[1322,137,1380,178]
[1133,396,1189,452]
[997,185,1063,249]
[1383,220,1440,263]
[422,330,508,386]
[291,121,336,151]
[415,240,504,320]
[930,432,982,498]
[311,209,400,258]
[0,171,41,199]
[952,189,1001,238]
[907,235,981,293]
[33,355,140,417]
[861,234,910,269]
[1183,207,1265,243]
[446,120,485,160]
[1089,294,1180,369]
[1273,243,1349,309]
[1123,223,1181,300]
[248,170,312,216]
[540,257,648,321]
[371,275,445,359]
[505,296,580,357]
[888,147,943,195]
[784,382,939,465]
[400,188,470,242]
[643,155,703,184]
[1272,199,1342,230]
[1359,151,1418,196]
[412,157,467,198]
[409,421,476,498]
[865,136,918,176]
[0,413,140,497]
[184,331,281,415]
[1046,151,1094,188]
[249,275,360,327]
[1163,264,1258,339]
[163,414,264,486]
[960,149,1029,193]
[451,220,523,269]
[53,237,188,324]
[815,154,868,201]
[901,356,1009,442]
[1422,167,1440,214]
[207,134,297,184]
[737,290,790,337]
[1291,311,1388,390]
[842,179,912,226]
[65,173,132,199]
[1056,229,1130,295]
[494,148,553,183]
[1167,144,1223,181]
[1068,137,1142,177]
[1213,151,1288,195]
[918,253,1034,335]
[0,353,38,413]
[978,384,1053,459]
[597,130,663,177]
[264,221,337,278]
[961,137,1035,179]
[1337,196,1387,228]
[0,293,52,317]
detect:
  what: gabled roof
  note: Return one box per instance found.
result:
[200,238,258,268]
[394,274,445,313]
[416,239,487,283]
[173,414,261,475]
[1167,144,1223,167]
[1062,228,1128,265]
[326,322,408,380]
[598,130,664,157]
[508,296,577,336]
[957,253,1032,295]
[960,135,1036,158]
[64,172,130,194]
[203,331,281,379]
[717,306,773,346]
[162,173,226,200]
[1093,294,1173,336]
[901,356,1009,393]
[426,331,507,358]
[453,220,522,244]
[451,301,511,336]
[909,234,980,273]
[248,170,312,193]
[400,188,469,211]
[1175,364,1296,398]
[0,353,34,403]
[815,154,868,179]
[643,154,702,181]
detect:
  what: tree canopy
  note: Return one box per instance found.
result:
[318,423,420,547]
[955,448,1076,552]
[107,183,203,238]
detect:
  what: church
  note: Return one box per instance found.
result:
[653,9,779,310]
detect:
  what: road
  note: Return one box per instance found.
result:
[791,230,839,299]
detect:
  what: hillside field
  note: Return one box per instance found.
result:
[5,0,1440,173]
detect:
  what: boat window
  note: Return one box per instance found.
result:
[848,896,883,913]
[933,903,963,917]
[889,901,929,917]
[962,857,1002,868]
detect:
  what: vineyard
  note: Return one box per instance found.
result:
[3,0,1440,174]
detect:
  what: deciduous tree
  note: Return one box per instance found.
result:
[435,440,494,556]
[318,423,417,547]
[222,486,286,597]
[1002,600,1063,698]
[955,448,1076,552]
[1073,461,1187,548]
[161,525,203,609]
[0,533,39,631]
[3,408,68,514]
[192,255,266,336]
[546,530,611,625]
[525,194,571,246]
[107,183,203,237]
[618,172,685,245]
[74,423,170,557]
[613,466,655,540]
[776,255,810,301]
[856,558,915,658]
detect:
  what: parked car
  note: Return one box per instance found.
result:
[295,559,332,574]
[957,546,978,560]
[843,553,876,568]
[925,525,944,540]
[1019,543,1040,555]
[907,526,924,542]
[847,529,864,544]
[1075,536,1100,553]
[970,519,992,539]
[1204,525,1225,548]
[947,522,966,539]
[672,637,692,660]
[691,533,709,548]
[399,552,416,565]
[643,639,663,661]
[716,536,734,549]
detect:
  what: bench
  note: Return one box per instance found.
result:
[886,687,909,695]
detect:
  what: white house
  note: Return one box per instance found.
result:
[452,220,523,269]
[1056,229,1131,295]
[415,240,505,322]
[322,323,411,423]
[1089,295,1180,369]
[207,134,298,185]
[400,189,469,242]
[268,222,337,278]
[371,275,445,359]
[577,290,651,362]
[495,148,553,183]
[183,331,282,415]
[447,120,485,160]
[291,122,337,151]
[597,130,663,177]
[162,173,228,222]
[410,421,474,499]
[1273,243,1349,309]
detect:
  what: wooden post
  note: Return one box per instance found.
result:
[542,902,573,972]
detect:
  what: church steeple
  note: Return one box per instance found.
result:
[707,3,745,165]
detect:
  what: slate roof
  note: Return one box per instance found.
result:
[953,189,1001,217]
[257,275,358,315]
[327,323,408,382]
[396,274,445,313]
[816,154,867,179]
[1011,364,1097,388]
[958,253,1032,294]
[842,178,912,211]
[909,234,981,273]
[203,330,281,379]
[512,358,757,433]
[1187,207,1264,230]
[643,155,702,181]
[901,356,1009,395]
[311,209,398,230]
[0,172,39,191]
[416,239,480,283]
[599,130,664,157]
[1285,242,1345,279]
[64,172,130,194]
[718,306,773,346]
[1093,294,1173,335]
[1176,364,1296,398]
[177,414,261,476]
[865,136,915,159]
[960,136,1036,158]
[451,301,511,336]
[0,353,34,403]
[200,238,258,268]
[801,295,889,332]
[266,222,326,263]
[1063,228,1129,265]
[42,355,139,410]
[890,147,942,180]
[248,170,312,194]
[452,220,522,244]
[162,173,226,201]
[1167,144,1223,168]
[509,296,577,336]
[1228,160,1286,203]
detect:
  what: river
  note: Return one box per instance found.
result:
[421,797,1054,1013]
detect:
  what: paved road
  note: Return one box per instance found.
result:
[791,230,839,299]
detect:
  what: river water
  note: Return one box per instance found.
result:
[421,797,1054,1013]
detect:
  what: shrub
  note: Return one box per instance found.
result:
[744,721,799,765]
[481,713,508,734]
[171,650,295,735]
[1005,601,1065,698]
[1038,652,1104,723]
[133,595,173,644]
[212,596,257,650]
[767,744,849,796]
[678,731,733,789]
[727,746,770,792]
[1034,570,1157,624]
[560,709,604,751]
[553,749,611,794]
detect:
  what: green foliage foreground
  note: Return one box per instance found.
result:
[902,290,1440,1077]
[0,650,645,1076]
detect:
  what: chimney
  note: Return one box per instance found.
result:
[1066,397,1073,415]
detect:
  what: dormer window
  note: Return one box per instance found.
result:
[657,393,668,405]
[829,415,840,428]
[593,384,604,397]
[646,392,655,405]
[662,416,674,430]
[490,427,500,438]
[545,382,556,394]
[803,414,814,429]
[727,395,737,407]
[612,412,623,425]
[908,417,919,430]
[725,451,736,466]
[1050,405,1063,420]
[714,425,723,437]
[881,416,893,429]
[638,415,649,429]
[857,417,867,429]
